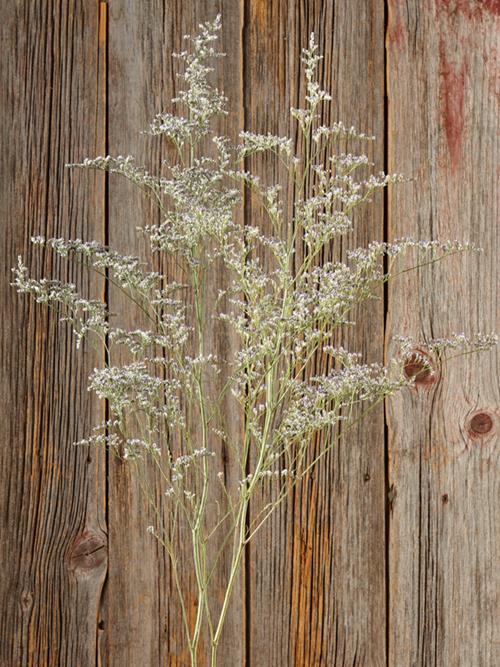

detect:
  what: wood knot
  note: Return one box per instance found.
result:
[441,493,449,504]
[467,411,494,439]
[68,529,107,575]
[403,350,438,387]
[20,590,33,612]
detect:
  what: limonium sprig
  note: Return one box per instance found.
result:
[12,16,496,667]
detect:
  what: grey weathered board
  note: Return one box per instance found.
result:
[386,1,499,665]
[0,2,107,666]
[0,1,497,666]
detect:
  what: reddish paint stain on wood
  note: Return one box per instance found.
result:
[436,0,500,19]
[482,0,500,16]
[439,40,467,172]
[388,14,405,52]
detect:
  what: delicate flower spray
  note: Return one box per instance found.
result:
[13,17,496,666]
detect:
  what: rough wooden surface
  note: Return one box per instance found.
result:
[244,2,387,665]
[0,2,107,666]
[386,0,499,665]
[1,1,498,666]
[104,3,245,666]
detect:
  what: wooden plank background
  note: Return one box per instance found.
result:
[386,1,499,665]
[0,1,497,666]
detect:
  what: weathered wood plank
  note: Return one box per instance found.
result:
[0,2,107,666]
[387,1,499,664]
[104,3,244,665]
[244,2,387,665]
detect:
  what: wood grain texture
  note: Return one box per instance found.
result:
[2,1,498,665]
[104,3,245,665]
[386,0,500,665]
[0,2,107,666]
[243,2,387,665]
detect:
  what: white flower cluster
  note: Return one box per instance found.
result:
[173,448,215,470]
[396,332,498,360]
[237,468,294,490]
[75,418,123,448]
[31,235,161,292]
[143,151,240,262]
[15,16,494,488]
[290,260,377,333]
[171,15,228,134]
[12,256,108,348]
[291,34,331,130]
[67,155,170,200]
[109,326,188,355]
[278,364,406,444]
[146,113,192,144]
[88,362,183,428]
[238,131,292,159]
[163,448,216,502]
[312,122,375,143]
[347,237,480,263]
[75,433,118,448]
[123,438,161,460]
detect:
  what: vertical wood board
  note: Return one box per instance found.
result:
[243,1,387,665]
[387,0,499,664]
[105,3,245,665]
[0,2,107,666]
